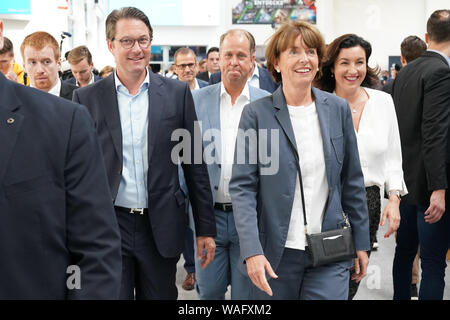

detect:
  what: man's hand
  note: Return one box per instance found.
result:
[424,189,445,224]
[246,254,278,296]
[5,71,18,82]
[351,251,369,283]
[380,196,401,238]
[196,236,216,269]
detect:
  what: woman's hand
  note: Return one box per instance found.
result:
[246,254,278,296]
[351,250,369,283]
[380,196,401,238]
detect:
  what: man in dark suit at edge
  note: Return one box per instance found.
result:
[73,7,216,300]
[0,19,122,299]
[392,9,450,300]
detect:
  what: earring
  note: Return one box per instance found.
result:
[276,69,280,73]
[331,73,334,78]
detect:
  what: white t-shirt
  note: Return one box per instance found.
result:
[285,101,329,250]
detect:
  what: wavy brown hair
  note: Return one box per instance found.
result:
[315,34,380,93]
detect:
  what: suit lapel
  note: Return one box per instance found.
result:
[0,76,24,183]
[312,87,332,187]
[273,86,298,155]
[147,71,164,164]
[205,84,222,162]
[102,75,123,162]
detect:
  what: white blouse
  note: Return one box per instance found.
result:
[285,102,329,251]
[351,87,407,196]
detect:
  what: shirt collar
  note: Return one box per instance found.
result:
[77,72,96,87]
[250,63,259,80]
[193,79,201,91]
[115,68,150,94]
[48,78,61,97]
[427,49,450,67]
[220,81,250,102]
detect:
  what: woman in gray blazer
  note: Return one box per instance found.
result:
[229,21,370,300]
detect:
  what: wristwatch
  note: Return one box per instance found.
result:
[388,190,401,200]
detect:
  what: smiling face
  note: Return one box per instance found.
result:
[23,45,61,92]
[332,45,367,92]
[107,18,151,79]
[274,34,319,90]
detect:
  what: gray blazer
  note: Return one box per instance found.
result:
[229,86,370,273]
[192,83,271,203]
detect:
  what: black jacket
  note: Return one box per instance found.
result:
[392,51,450,206]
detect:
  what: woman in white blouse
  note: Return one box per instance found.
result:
[316,34,407,299]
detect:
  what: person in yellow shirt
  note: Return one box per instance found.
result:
[0,36,29,85]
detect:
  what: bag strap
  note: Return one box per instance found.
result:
[286,137,309,234]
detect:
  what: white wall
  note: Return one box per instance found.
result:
[2,0,70,65]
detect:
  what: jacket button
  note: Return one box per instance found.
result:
[214,186,218,190]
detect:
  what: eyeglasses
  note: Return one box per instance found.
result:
[176,63,196,70]
[112,37,151,49]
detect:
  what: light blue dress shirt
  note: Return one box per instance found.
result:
[114,70,150,208]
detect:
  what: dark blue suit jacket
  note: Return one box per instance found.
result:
[209,66,279,93]
[64,74,102,86]
[73,72,216,258]
[0,73,122,299]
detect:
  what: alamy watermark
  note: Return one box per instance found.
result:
[171,121,280,175]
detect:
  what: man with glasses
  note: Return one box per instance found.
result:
[174,47,208,91]
[73,7,216,300]
[173,47,208,292]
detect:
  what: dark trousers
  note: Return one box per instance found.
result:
[393,202,449,300]
[348,185,380,300]
[116,208,179,300]
[252,248,351,300]
[183,226,195,274]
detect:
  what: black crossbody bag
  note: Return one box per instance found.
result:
[290,142,357,268]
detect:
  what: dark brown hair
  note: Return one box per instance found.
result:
[400,36,427,64]
[0,36,13,55]
[106,7,153,42]
[427,10,450,43]
[315,34,379,93]
[265,20,325,83]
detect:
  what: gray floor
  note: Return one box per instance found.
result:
[176,222,450,300]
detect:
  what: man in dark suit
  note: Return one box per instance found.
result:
[196,47,219,82]
[0,19,122,299]
[65,45,102,87]
[20,31,78,100]
[73,7,216,300]
[173,46,208,291]
[382,36,427,95]
[174,47,208,91]
[392,9,450,300]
